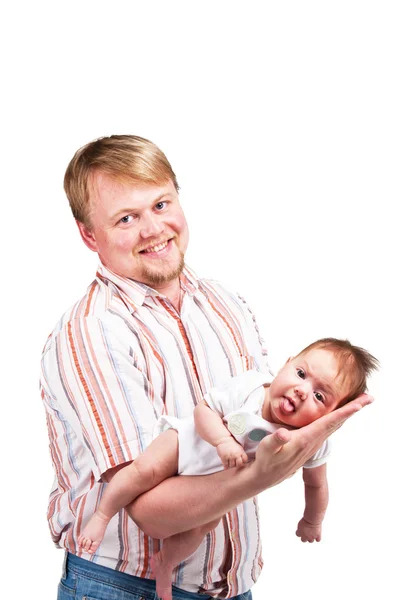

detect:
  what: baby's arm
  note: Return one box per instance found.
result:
[194,400,248,469]
[296,463,329,543]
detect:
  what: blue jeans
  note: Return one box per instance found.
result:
[58,553,253,600]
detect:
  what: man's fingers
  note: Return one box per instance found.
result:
[267,427,291,453]
[253,394,373,489]
[329,393,373,426]
[356,393,374,407]
[302,392,374,441]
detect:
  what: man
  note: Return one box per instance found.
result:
[41,135,371,600]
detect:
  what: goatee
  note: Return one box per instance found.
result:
[140,252,185,288]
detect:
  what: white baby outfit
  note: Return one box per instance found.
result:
[156,369,331,475]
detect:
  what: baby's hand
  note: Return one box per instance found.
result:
[296,518,322,543]
[216,437,248,469]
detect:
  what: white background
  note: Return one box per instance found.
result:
[1,1,399,598]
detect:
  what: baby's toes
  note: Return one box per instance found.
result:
[80,536,92,551]
[88,541,100,554]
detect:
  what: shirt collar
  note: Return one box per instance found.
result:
[96,263,199,310]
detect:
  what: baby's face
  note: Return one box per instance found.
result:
[264,348,348,428]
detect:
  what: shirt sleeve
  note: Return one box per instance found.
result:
[237,293,274,374]
[218,284,275,377]
[40,314,158,481]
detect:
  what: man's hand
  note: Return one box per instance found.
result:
[296,518,322,542]
[216,437,248,469]
[129,393,372,539]
[252,393,373,492]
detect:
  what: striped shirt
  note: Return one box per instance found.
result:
[40,263,272,598]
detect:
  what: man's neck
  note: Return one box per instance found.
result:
[156,278,182,312]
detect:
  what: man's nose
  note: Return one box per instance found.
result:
[140,213,165,238]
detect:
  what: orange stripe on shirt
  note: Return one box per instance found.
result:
[226,509,242,598]
[207,296,242,358]
[159,299,200,383]
[84,282,97,317]
[82,319,131,464]
[67,321,116,469]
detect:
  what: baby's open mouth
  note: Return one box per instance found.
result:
[282,396,295,413]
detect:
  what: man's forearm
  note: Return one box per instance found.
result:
[127,460,260,539]
[128,395,371,539]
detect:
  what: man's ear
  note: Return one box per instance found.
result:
[76,220,98,252]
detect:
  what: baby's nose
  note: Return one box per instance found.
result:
[295,386,307,401]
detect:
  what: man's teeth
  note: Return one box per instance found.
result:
[143,241,168,253]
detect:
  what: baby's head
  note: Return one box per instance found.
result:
[265,338,378,428]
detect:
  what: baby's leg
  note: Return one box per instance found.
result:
[79,429,179,554]
[150,518,221,600]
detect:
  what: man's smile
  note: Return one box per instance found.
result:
[138,238,173,255]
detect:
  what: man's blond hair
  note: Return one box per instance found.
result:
[64,135,179,227]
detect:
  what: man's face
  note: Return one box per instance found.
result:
[264,349,348,428]
[78,173,189,289]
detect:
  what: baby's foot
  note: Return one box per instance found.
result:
[78,511,110,554]
[150,552,174,600]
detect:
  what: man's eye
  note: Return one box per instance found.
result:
[297,369,306,379]
[314,392,325,403]
[120,215,133,224]
[155,201,166,210]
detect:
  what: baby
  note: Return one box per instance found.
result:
[79,337,378,600]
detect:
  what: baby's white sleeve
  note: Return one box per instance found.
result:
[203,370,273,417]
[303,438,332,469]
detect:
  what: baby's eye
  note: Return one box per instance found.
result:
[155,201,166,210]
[314,392,325,403]
[120,215,133,224]
[297,368,306,379]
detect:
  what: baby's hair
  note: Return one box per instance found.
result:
[297,338,379,406]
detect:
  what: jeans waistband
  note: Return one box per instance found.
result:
[66,552,205,599]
